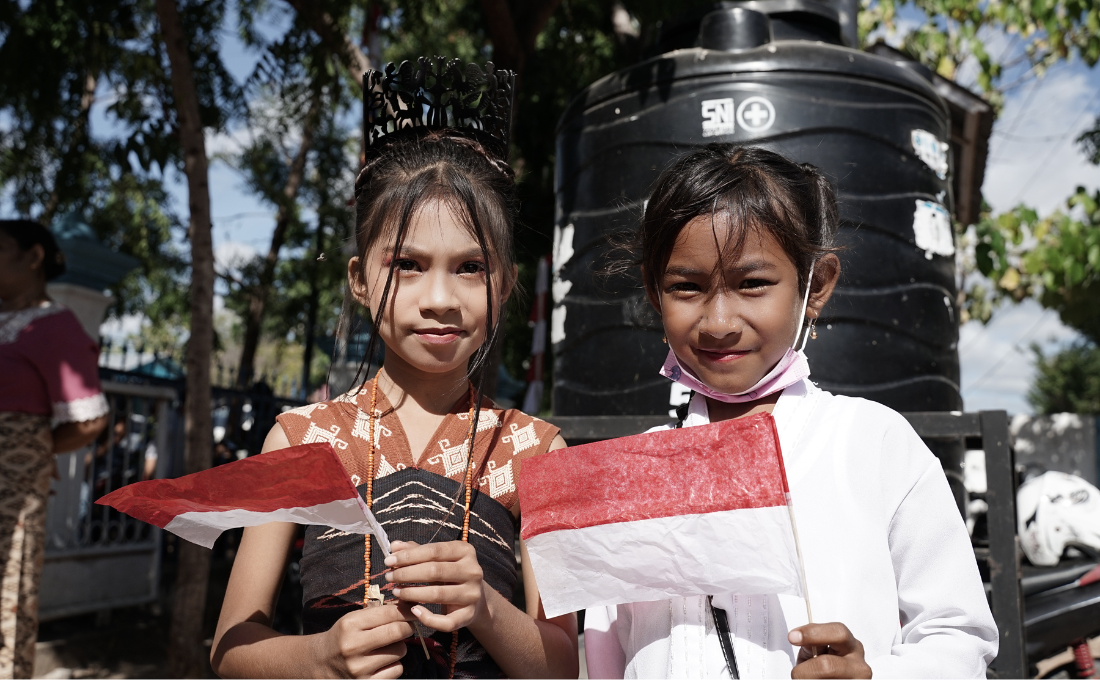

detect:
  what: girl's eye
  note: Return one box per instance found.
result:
[740,278,773,290]
[458,261,485,275]
[394,258,420,272]
[667,281,701,293]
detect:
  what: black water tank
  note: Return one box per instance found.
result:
[552,2,962,418]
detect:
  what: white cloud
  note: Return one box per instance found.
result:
[205,125,254,159]
[983,65,1100,214]
[215,240,258,273]
[959,299,1082,414]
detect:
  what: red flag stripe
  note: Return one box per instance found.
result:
[95,442,357,529]
[519,412,788,539]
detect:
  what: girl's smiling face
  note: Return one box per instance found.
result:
[350,199,509,377]
[648,213,837,396]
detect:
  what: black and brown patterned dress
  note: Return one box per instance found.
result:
[275,384,559,678]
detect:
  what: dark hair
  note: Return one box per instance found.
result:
[0,219,67,280]
[347,128,517,462]
[639,145,838,297]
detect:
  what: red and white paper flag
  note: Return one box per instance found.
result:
[518,413,802,618]
[96,442,389,553]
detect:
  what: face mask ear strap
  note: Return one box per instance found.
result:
[796,262,816,352]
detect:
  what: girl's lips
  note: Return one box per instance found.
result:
[414,328,464,345]
[693,347,750,363]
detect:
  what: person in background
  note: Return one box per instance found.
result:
[0,219,108,679]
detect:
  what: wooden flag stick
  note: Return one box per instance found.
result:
[368,585,430,659]
[786,497,817,657]
[413,622,431,659]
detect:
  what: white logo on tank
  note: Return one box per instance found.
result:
[701,98,735,137]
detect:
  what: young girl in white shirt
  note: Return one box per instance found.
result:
[584,145,998,679]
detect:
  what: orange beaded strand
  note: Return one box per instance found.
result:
[360,377,478,678]
[362,377,380,607]
[448,398,479,678]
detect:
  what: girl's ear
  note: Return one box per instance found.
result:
[807,253,841,319]
[28,243,45,272]
[347,256,371,310]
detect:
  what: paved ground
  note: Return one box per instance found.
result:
[33,606,172,679]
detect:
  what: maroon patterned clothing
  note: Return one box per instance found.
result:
[276,385,559,678]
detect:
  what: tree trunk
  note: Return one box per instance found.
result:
[235,106,318,389]
[301,219,326,395]
[478,0,562,79]
[155,0,215,676]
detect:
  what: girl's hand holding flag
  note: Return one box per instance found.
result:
[789,624,872,679]
[311,604,414,679]
[384,540,488,633]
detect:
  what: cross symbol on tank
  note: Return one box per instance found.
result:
[736,96,776,132]
[744,103,768,126]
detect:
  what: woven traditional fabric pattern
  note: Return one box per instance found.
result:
[0,412,52,680]
[276,387,558,678]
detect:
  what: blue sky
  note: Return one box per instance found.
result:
[12,6,1100,414]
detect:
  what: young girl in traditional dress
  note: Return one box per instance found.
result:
[584,145,998,679]
[211,60,577,679]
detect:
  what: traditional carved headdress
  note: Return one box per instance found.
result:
[362,57,516,165]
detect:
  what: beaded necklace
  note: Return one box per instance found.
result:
[362,376,480,678]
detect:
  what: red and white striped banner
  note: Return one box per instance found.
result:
[519,413,802,618]
[97,442,389,552]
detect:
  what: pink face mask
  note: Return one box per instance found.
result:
[658,265,814,404]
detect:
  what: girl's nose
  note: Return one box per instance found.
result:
[699,291,742,339]
[421,268,460,315]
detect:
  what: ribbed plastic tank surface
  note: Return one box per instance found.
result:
[552,8,961,418]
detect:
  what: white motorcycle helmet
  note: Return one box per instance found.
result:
[1017,471,1100,567]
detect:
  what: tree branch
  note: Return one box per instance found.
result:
[479,0,524,72]
[520,0,563,55]
[235,98,319,388]
[284,0,371,88]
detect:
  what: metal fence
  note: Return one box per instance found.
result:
[42,358,307,622]
[41,381,181,621]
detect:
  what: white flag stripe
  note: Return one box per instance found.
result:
[525,505,803,618]
[164,498,390,552]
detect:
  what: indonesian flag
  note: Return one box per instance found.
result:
[96,442,390,553]
[519,413,803,618]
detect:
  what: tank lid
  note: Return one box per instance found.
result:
[559,41,948,130]
[654,1,843,55]
[696,7,772,52]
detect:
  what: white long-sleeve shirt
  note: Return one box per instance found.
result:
[584,379,998,679]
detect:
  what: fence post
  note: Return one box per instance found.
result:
[982,410,1026,678]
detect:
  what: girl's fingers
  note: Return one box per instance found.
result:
[790,653,868,679]
[409,604,475,633]
[364,661,404,680]
[788,623,861,656]
[345,603,416,630]
[384,540,474,568]
[346,642,407,678]
[789,623,870,679]
[344,622,415,658]
[386,560,479,586]
[391,583,479,606]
